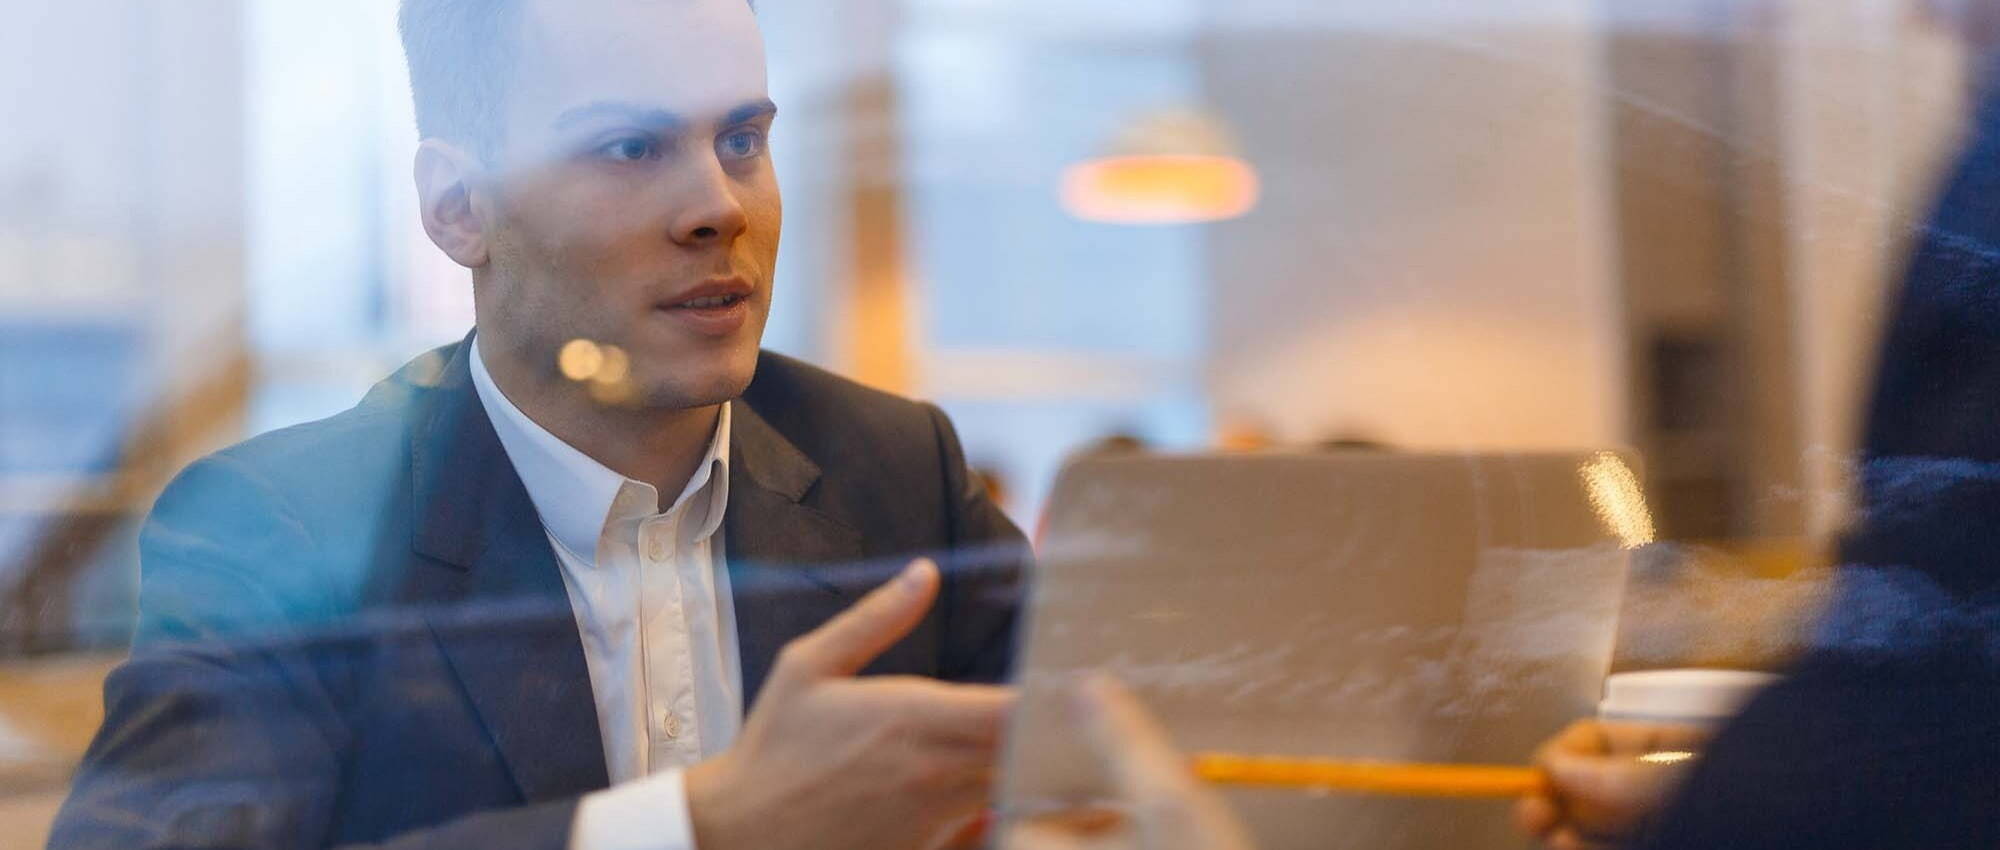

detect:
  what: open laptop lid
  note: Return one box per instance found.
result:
[1000,451,1636,850]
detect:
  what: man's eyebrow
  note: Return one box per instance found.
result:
[551,99,776,132]
[724,98,778,126]
[552,101,690,133]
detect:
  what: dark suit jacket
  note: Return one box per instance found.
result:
[49,337,1028,850]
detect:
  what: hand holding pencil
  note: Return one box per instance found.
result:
[1513,719,1711,850]
[1187,719,1705,850]
[1008,677,1705,850]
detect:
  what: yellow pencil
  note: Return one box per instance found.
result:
[1191,752,1548,798]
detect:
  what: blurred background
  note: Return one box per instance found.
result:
[0,0,1984,844]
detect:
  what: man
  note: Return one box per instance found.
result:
[49,1,1026,848]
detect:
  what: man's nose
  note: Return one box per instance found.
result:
[669,157,750,246]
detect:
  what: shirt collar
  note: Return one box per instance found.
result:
[469,339,731,564]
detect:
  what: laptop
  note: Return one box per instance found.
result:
[999,451,1636,850]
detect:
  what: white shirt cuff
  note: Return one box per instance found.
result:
[568,769,698,850]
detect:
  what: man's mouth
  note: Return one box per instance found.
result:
[670,293,749,310]
[660,277,754,311]
[654,278,755,337]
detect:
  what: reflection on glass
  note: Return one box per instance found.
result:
[1582,451,1656,550]
[3,1,1999,848]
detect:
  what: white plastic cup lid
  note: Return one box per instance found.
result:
[1598,669,1778,724]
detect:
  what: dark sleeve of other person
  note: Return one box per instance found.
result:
[1631,59,2000,850]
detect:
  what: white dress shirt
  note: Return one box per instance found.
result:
[469,343,742,850]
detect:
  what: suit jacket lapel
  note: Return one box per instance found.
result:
[408,335,609,801]
[725,401,864,705]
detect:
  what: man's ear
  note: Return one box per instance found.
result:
[414,140,491,269]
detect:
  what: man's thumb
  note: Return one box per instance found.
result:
[779,558,941,681]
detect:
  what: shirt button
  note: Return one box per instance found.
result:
[645,534,668,561]
[659,710,682,739]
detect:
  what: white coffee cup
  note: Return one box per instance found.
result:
[1598,669,1778,727]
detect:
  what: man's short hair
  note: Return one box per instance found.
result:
[398,0,525,155]
[398,0,757,157]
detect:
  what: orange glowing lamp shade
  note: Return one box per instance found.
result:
[1061,154,1261,224]
[1061,107,1260,225]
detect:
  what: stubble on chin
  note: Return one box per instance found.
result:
[629,359,757,411]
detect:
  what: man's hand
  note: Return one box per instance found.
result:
[1004,675,1256,850]
[1513,720,1710,850]
[686,559,1011,850]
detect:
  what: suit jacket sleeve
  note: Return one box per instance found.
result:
[48,454,580,850]
[921,403,1029,684]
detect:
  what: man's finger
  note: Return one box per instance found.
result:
[1540,748,1621,804]
[1549,827,1614,850]
[1075,674,1194,798]
[1622,722,1710,755]
[1513,794,1560,839]
[1073,676,1259,850]
[1003,816,1119,850]
[933,809,996,850]
[1541,744,1691,839]
[1544,720,1608,757]
[884,681,1014,747]
[778,559,941,682]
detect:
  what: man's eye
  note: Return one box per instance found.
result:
[599,137,659,161]
[718,128,766,160]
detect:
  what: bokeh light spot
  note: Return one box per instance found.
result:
[559,339,604,382]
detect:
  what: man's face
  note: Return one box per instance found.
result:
[476,0,779,409]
